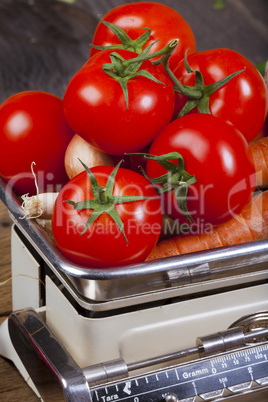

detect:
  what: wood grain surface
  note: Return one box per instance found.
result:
[0,0,267,400]
[0,202,39,401]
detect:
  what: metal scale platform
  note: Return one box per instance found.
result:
[0,176,268,401]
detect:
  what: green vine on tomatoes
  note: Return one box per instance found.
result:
[102,39,179,107]
[128,152,196,223]
[91,18,152,54]
[155,49,246,116]
[64,159,153,244]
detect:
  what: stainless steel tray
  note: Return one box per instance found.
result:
[1,177,268,309]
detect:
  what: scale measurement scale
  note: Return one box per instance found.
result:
[91,343,268,401]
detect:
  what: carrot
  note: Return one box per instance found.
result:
[146,190,268,261]
[250,136,268,188]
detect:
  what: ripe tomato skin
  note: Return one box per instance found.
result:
[146,114,256,231]
[89,2,196,71]
[51,166,162,268]
[63,49,175,155]
[0,91,74,196]
[172,49,268,143]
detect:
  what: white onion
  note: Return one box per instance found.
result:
[65,134,114,179]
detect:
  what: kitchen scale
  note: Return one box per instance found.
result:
[0,177,268,401]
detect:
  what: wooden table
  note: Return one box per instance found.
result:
[0,0,267,400]
[0,203,39,400]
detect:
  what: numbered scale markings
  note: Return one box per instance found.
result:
[91,344,268,401]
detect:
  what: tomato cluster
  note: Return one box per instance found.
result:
[0,2,267,268]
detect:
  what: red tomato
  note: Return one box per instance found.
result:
[0,91,74,196]
[52,165,162,268]
[63,49,175,155]
[146,114,256,232]
[89,2,196,71]
[172,49,268,143]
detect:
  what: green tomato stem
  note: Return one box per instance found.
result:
[126,152,196,223]
[122,39,179,69]
[91,18,152,54]
[64,159,154,244]
[102,39,180,108]
[98,187,108,204]
[157,48,246,118]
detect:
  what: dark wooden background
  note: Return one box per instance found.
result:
[0,0,267,104]
[0,0,267,400]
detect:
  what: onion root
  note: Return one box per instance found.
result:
[21,192,59,219]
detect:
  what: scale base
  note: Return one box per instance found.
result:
[0,309,268,402]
